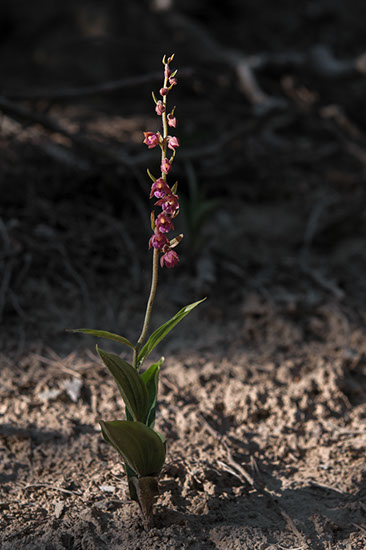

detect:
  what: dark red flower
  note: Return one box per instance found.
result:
[156,212,174,233]
[155,194,179,215]
[143,132,160,149]
[149,230,170,250]
[150,178,171,199]
[160,250,179,268]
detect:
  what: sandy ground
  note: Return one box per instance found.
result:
[1,296,366,549]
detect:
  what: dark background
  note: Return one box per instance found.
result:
[1,0,366,353]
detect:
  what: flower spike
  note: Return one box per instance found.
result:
[144,54,181,268]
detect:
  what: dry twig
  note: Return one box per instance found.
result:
[2,69,193,101]
[23,483,82,496]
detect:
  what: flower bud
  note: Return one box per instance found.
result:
[169,234,183,248]
[167,114,177,128]
[161,158,172,174]
[160,87,169,96]
[155,100,165,116]
[164,65,171,79]
[167,136,180,151]
[169,76,177,86]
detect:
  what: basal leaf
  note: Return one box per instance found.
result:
[97,347,149,422]
[137,299,205,368]
[69,328,135,350]
[141,358,164,427]
[100,420,166,477]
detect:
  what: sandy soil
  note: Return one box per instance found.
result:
[1,295,366,549]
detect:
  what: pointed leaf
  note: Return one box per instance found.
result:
[97,347,149,421]
[69,328,135,350]
[141,358,164,427]
[100,420,166,477]
[99,423,140,501]
[147,169,157,182]
[137,299,206,367]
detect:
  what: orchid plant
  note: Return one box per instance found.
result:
[70,54,204,528]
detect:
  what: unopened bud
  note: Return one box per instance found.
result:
[161,157,172,174]
[155,100,165,116]
[167,113,177,128]
[168,136,180,151]
[169,234,183,248]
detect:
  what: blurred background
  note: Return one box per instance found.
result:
[1,0,366,354]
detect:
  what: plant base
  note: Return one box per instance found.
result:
[130,476,159,530]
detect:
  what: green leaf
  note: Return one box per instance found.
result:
[141,358,164,427]
[137,299,206,368]
[147,169,157,183]
[97,347,149,422]
[100,420,166,477]
[69,328,135,350]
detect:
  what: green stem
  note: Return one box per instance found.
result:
[133,248,159,368]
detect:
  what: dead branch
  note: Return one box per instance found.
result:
[166,12,284,112]
[0,95,131,167]
[0,93,273,173]
[166,12,366,114]
[164,12,366,116]
[0,95,151,230]
[251,45,366,78]
[38,140,90,171]
[23,483,83,496]
[319,104,366,165]
[300,262,345,300]
[1,69,193,101]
